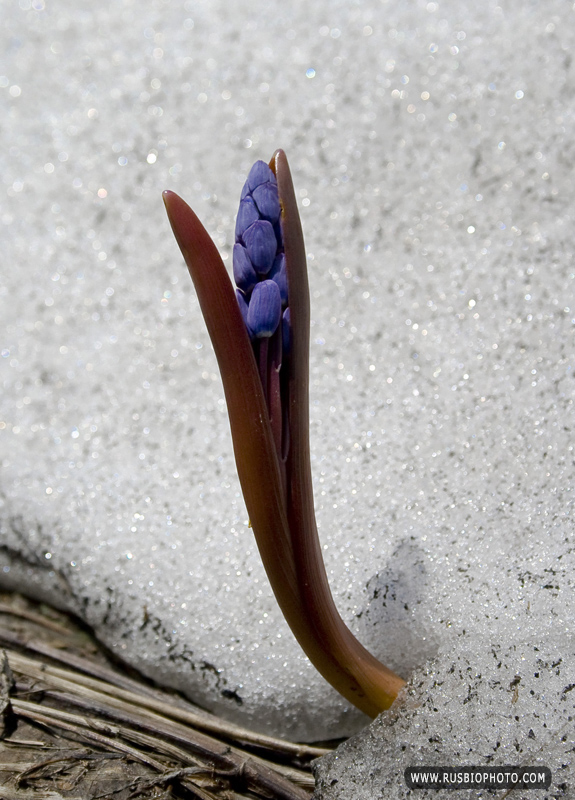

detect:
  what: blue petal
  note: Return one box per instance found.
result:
[236,289,254,339]
[233,243,258,295]
[247,280,282,338]
[252,182,281,223]
[247,160,277,192]
[242,220,278,274]
[235,196,260,242]
[282,306,291,354]
[240,180,250,200]
[269,252,288,306]
[273,219,283,249]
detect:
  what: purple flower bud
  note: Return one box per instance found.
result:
[233,243,258,295]
[282,306,291,354]
[252,182,281,223]
[240,180,250,199]
[242,220,277,274]
[235,196,260,242]
[247,160,277,192]
[247,280,282,338]
[269,252,288,306]
[273,219,283,250]
[236,289,253,338]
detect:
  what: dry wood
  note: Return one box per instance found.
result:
[0,593,333,799]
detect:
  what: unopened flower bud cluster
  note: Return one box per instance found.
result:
[233,161,289,342]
